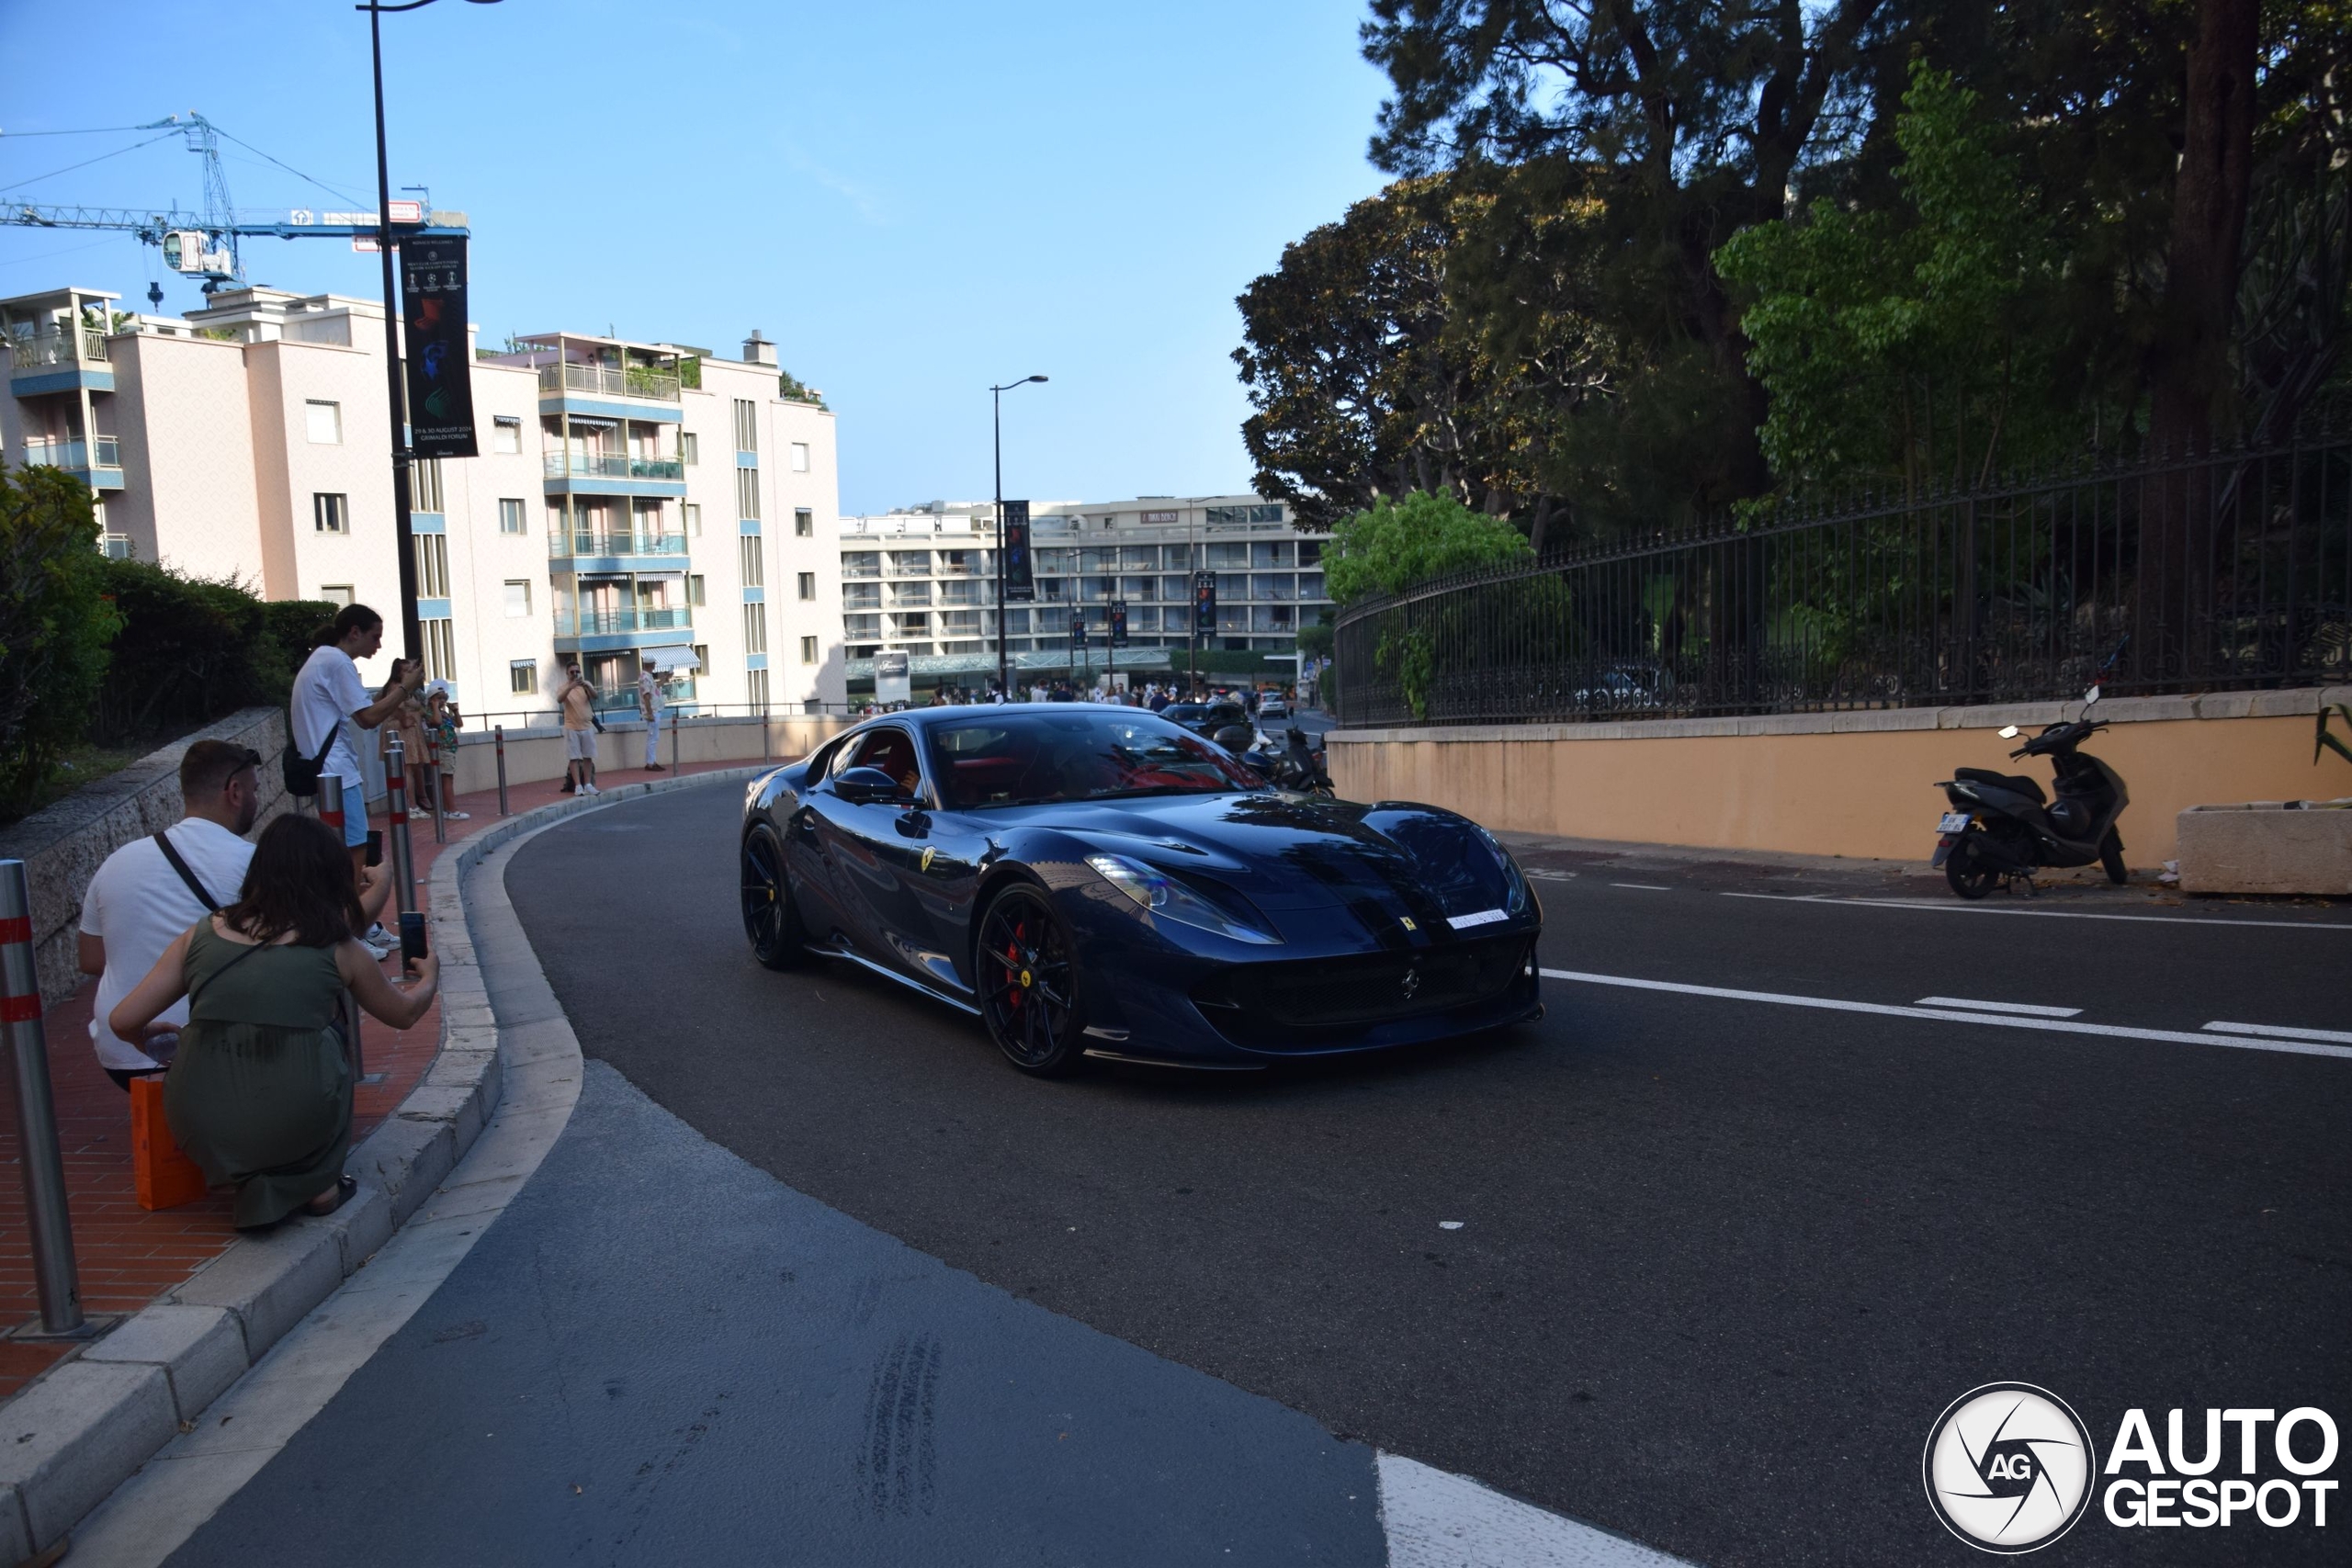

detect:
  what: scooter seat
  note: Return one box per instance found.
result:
[1954,766,2046,804]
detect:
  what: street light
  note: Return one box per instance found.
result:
[356,0,499,671]
[990,374,1047,697]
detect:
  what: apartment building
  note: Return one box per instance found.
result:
[839,494,1330,682]
[0,284,847,717]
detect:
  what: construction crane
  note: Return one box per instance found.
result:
[0,111,465,302]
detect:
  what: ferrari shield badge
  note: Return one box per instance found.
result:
[921,846,938,872]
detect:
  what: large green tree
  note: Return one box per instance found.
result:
[0,467,121,818]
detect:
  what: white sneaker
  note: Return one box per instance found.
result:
[581,783,600,796]
[360,924,398,959]
[445,809,470,820]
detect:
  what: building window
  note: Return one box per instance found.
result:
[492,415,522,455]
[498,498,526,536]
[732,399,757,453]
[411,458,444,513]
[322,582,355,606]
[687,574,706,607]
[742,602,768,655]
[304,400,341,445]
[747,667,770,710]
[693,642,709,673]
[510,659,537,694]
[413,533,450,597]
[794,507,813,537]
[734,468,761,522]
[503,579,531,617]
[101,534,133,560]
[797,571,816,602]
[739,536,764,587]
[799,635,818,665]
[684,502,702,537]
[681,432,699,465]
[313,492,348,533]
[423,617,456,682]
[789,441,809,473]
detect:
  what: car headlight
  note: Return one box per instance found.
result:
[1476,829,1530,915]
[1084,853,1282,945]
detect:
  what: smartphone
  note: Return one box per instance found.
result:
[365,829,384,868]
[398,910,428,965]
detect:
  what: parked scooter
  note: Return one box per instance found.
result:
[1932,687,2130,898]
[1242,727,1337,796]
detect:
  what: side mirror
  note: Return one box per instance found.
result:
[1997,725,2021,739]
[2084,685,2100,705]
[834,766,913,806]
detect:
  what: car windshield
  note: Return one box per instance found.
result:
[927,710,1266,810]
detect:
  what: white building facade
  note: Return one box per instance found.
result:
[839,494,1330,686]
[0,284,847,717]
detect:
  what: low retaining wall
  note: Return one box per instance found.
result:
[448,713,848,796]
[1329,687,2352,868]
[0,709,292,1008]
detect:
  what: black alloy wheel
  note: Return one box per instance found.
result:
[977,884,1086,1077]
[1943,831,1999,900]
[2099,829,2128,885]
[741,825,805,970]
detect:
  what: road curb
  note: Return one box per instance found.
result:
[0,765,773,1563]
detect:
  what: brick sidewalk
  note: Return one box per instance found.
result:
[0,756,752,1400]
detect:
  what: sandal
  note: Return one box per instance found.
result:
[304,1174,358,1218]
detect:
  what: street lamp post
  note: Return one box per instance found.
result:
[357,0,498,669]
[990,374,1046,698]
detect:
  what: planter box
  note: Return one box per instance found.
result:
[2176,801,2352,896]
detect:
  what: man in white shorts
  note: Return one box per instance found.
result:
[559,662,600,795]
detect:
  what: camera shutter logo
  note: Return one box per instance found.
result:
[1923,1383,2097,1552]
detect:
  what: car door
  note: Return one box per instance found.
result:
[808,726,940,980]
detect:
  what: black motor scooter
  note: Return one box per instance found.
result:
[1932,688,2131,899]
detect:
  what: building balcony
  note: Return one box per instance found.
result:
[21,435,124,489]
[548,530,689,564]
[537,362,680,402]
[545,453,684,481]
[556,605,693,637]
[8,329,114,394]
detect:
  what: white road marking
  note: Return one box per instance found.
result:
[1537,968,2352,1062]
[1720,890,2352,931]
[2204,1021,2352,1046]
[1915,996,2084,1018]
[1377,1451,1693,1567]
[1609,883,1671,891]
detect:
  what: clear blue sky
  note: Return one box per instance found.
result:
[0,0,1392,513]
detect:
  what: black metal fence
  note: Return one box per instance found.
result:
[1333,424,2352,728]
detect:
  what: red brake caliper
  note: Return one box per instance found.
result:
[1003,919,1023,1013]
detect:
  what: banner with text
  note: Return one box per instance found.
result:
[400,234,478,459]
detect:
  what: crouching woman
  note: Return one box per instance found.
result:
[110,814,439,1228]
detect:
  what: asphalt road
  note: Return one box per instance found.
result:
[473,778,2349,1566]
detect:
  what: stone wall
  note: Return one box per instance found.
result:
[0,709,291,1007]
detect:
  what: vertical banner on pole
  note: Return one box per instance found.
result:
[1001,501,1034,601]
[1193,570,1216,636]
[400,234,478,458]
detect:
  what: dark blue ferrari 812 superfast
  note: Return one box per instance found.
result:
[739,705,1541,1075]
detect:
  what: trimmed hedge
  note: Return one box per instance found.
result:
[94,558,331,744]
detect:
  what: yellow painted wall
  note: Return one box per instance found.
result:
[1330,703,2346,867]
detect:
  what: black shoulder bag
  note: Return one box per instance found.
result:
[282,708,335,797]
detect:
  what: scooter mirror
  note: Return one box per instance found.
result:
[2084,685,2100,705]
[1998,725,2021,739]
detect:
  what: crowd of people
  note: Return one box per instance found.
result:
[76,603,441,1230]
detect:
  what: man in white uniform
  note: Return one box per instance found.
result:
[639,660,666,771]
[291,604,422,949]
[77,739,390,1088]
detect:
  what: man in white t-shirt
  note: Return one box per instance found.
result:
[76,739,389,1089]
[639,660,666,771]
[291,604,422,877]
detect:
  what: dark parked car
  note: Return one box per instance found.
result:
[739,705,1543,1076]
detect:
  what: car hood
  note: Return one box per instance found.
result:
[981,792,1525,925]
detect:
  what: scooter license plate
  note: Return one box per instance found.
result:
[1937,812,1972,833]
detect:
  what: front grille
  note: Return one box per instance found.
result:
[1193,934,1532,1045]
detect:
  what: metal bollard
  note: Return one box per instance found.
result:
[761,702,771,762]
[493,725,510,818]
[318,773,345,840]
[0,860,86,1336]
[426,734,447,844]
[670,706,681,772]
[384,739,418,917]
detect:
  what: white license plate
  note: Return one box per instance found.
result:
[1937,812,1972,833]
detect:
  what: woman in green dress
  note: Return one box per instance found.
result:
[111,814,440,1229]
